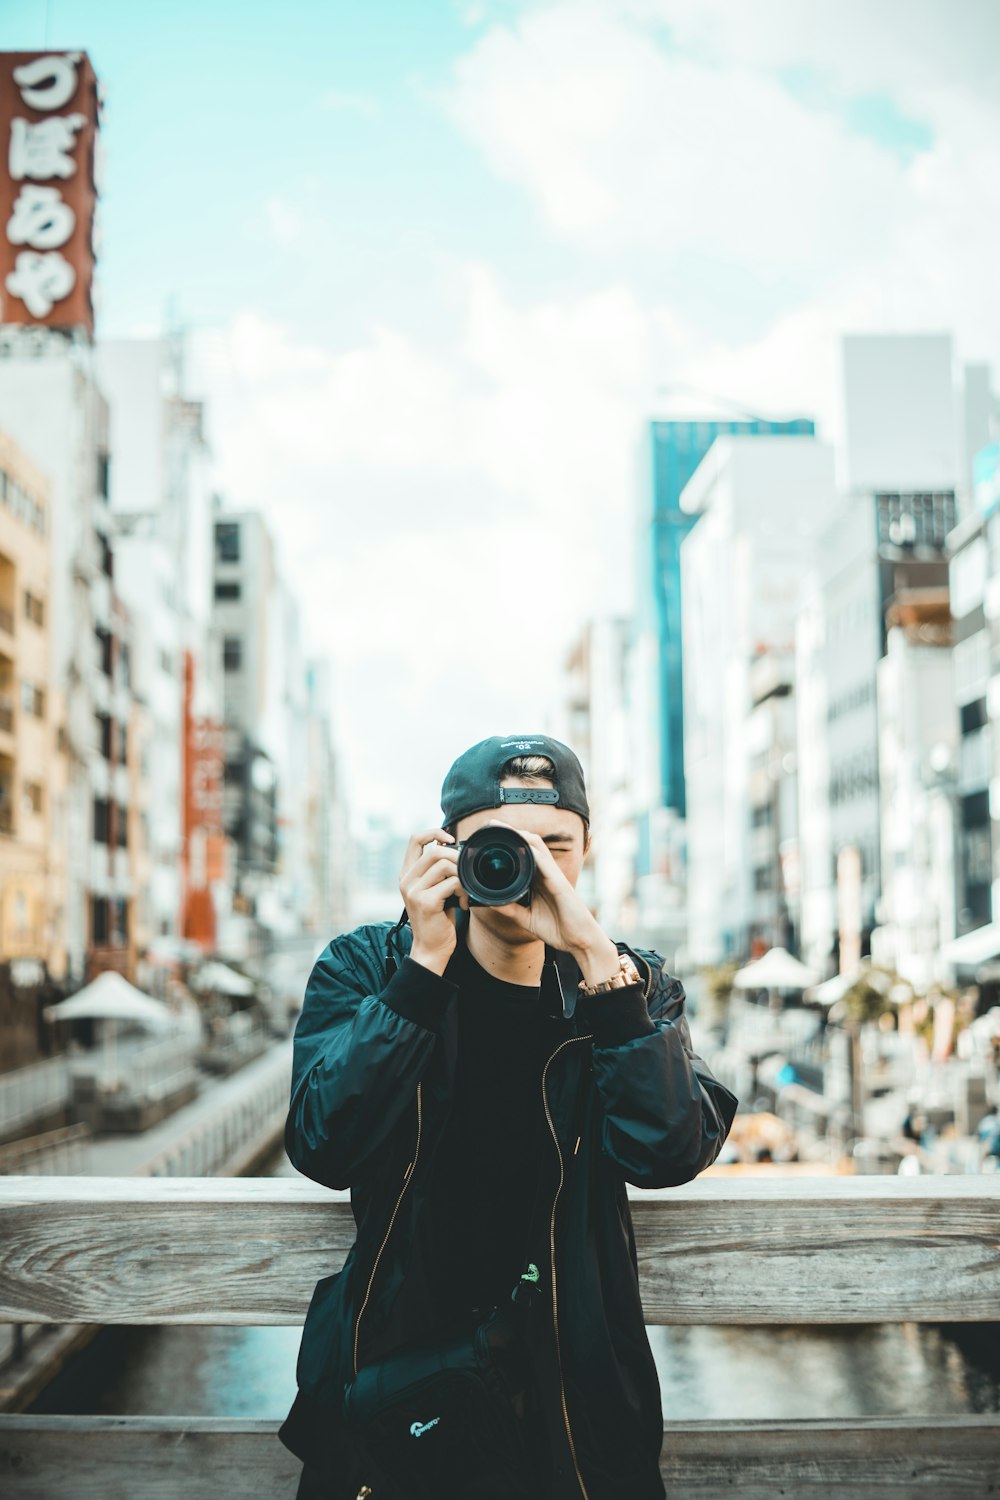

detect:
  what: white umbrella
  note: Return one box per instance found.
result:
[733,947,820,991]
[191,961,255,998]
[806,969,859,1005]
[44,972,178,1087]
[44,971,176,1027]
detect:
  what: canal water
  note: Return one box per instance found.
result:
[27,1142,1000,1425]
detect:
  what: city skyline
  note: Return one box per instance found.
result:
[1,0,998,828]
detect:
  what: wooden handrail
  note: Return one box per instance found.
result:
[1,1175,998,1496]
[1,1174,998,1327]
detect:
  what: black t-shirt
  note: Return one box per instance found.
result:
[428,935,549,1325]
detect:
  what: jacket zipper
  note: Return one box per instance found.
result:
[352,1080,423,1377]
[541,1034,594,1500]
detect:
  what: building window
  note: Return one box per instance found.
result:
[116,804,128,848]
[215,522,241,564]
[22,781,42,815]
[950,537,987,620]
[214,580,241,601]
[93,797,110,844]
[118,721,128,762]
[96,627,113,677]
[20,680,44,717]
[954,631,989,705]
[963,825,992,887]
[23,591,44,626]
[97,713,112,760]
[98,532,113,578]
[223,636,242,672]
[111,897,129,947]
[91,896,108,945]
[97,451,110,500]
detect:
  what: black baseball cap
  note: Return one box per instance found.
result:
[441,734,590,829]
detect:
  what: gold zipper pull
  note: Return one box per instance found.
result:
[356,1487,373,1499]
[573,1135,581,1155]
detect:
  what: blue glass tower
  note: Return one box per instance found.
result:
[639,415,815,828]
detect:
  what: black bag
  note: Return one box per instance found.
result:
[342,1301,543,1499]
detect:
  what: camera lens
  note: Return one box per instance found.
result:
[473,845,518,891]
[457,825,535,907]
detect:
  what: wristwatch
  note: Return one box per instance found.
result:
[579,952,643,995]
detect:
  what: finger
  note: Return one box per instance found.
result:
[411,874,463,911]
[401,827,455,870]
[401,840,459,882]
[402,858,463,904]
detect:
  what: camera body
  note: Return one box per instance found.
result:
[444,824,535,908]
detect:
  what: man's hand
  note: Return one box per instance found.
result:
[399,827,469,977]
[484,821,620,987]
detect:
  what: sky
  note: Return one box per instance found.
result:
[2,0,999,832]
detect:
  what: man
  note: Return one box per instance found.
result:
[280,734,739,1499]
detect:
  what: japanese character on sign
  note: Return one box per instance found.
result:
[7,185,75,249]
[12,53,81,111]
[9,115,85,180]
[5,250,76,317]
[1,49,97,329]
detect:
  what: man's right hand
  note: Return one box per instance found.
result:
[399,827,468,976]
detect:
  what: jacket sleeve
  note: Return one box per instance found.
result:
[284,928,457,1190]
[576,948,739,1189]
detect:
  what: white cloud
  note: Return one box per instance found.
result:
[443,5,910,279]
[191,278,655,823]
[442,0,1000,405]
[192,2,1000,825]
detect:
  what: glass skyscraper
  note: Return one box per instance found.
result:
[638,415,816,825]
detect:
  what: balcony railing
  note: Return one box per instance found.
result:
[0,1174,997,1495]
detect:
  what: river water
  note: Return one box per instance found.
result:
[28,1142,1000,1424]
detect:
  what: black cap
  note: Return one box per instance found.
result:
[441,734,590,829]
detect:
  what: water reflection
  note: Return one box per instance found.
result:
[28,1147,1000,1422]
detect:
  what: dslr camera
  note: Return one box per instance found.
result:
[445,824,535,908]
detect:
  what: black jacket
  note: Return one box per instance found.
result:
[278,912,739,1499]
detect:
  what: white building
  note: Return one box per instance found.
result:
[875,591,957,987]
[559,618,642,939]
[0,333,133,980]
[680,434,837,966]
[96,336,222,948]
[211,507,345,948]
[797,335,968,973]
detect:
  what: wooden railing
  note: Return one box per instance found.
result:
[0,1122,91,1175]
[1,1174,998,1496]
[0,1054,71,1138]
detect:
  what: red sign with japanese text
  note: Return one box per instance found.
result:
[0,50,100,334]
[182,651,226,950]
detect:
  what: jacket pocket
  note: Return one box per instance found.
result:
[296,1269,348,1399]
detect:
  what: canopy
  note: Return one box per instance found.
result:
[733,947,820,991]
[806,969,859,1005]
[938,921,1000,968]
[191,961,255,998]
[43,971,176,1029]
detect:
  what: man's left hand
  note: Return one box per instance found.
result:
[484,821,621,987]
